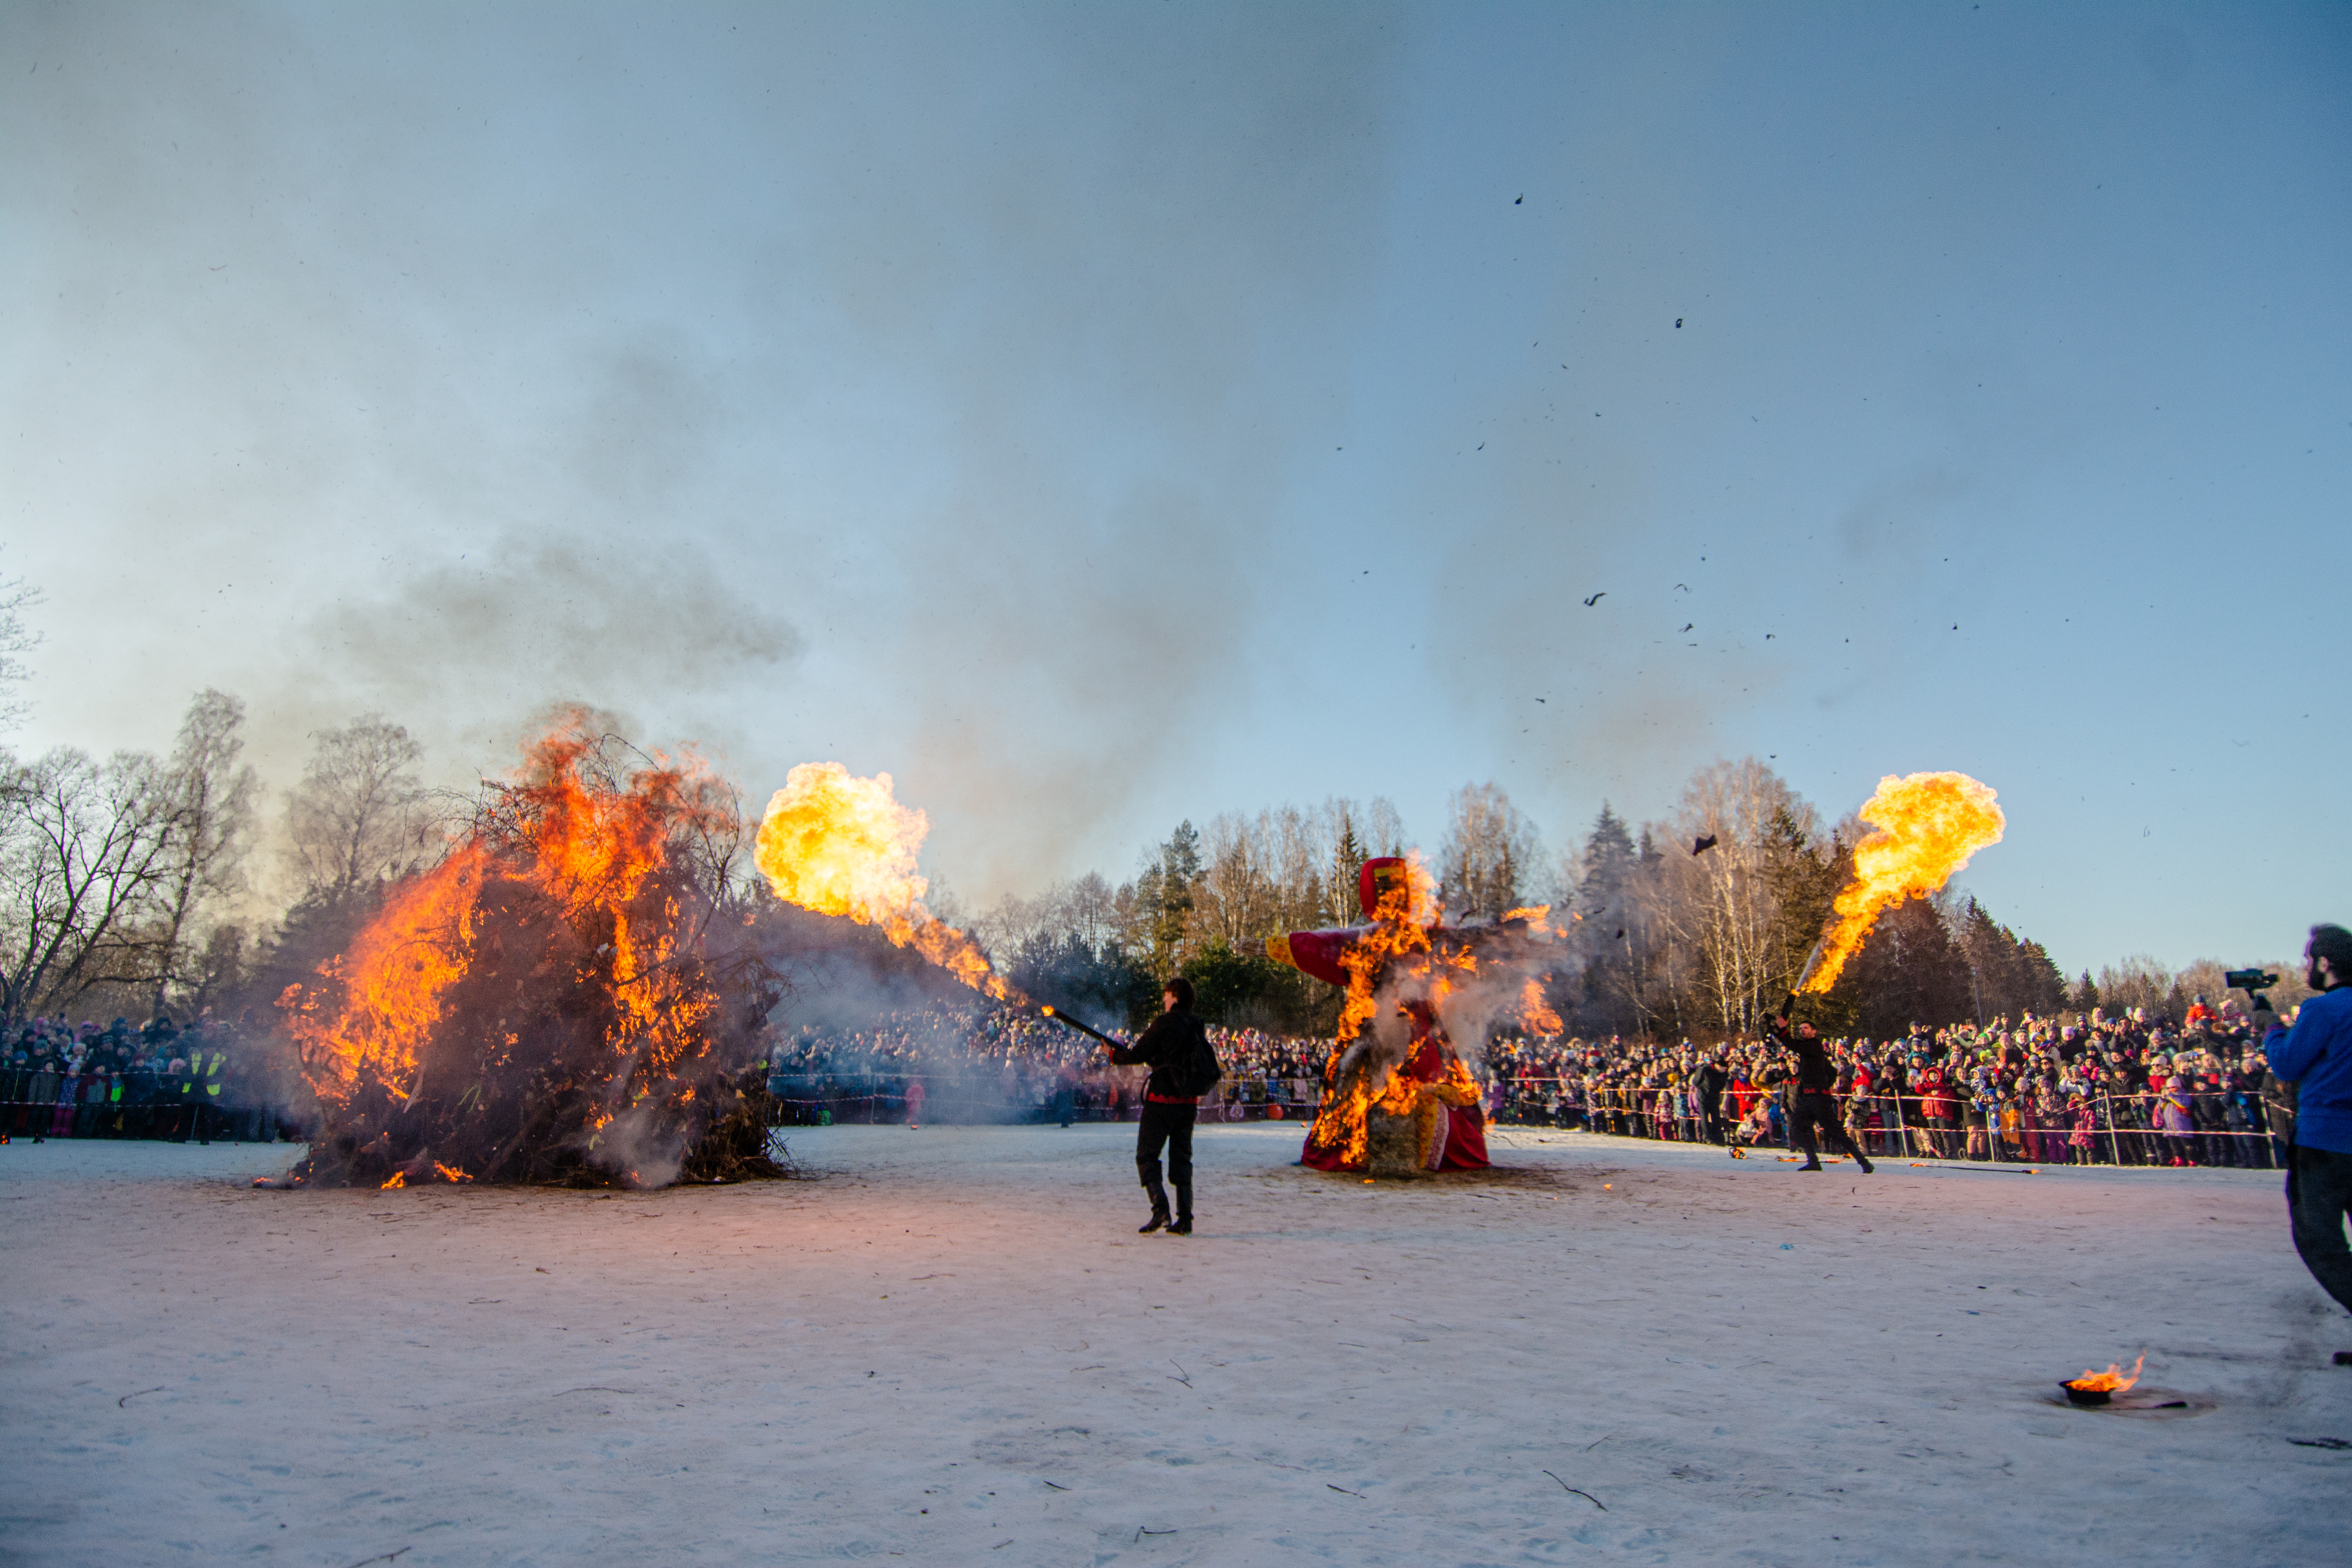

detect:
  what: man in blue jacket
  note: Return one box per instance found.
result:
[2258,924,2352,1316]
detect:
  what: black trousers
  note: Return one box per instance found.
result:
[1136,1099,1195,1213]
[1789,1092,1866,1163]
[2287,1145,2352,1315]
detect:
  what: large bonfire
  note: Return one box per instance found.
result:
[278,719,784,1189]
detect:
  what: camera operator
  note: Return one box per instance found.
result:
[2256,924,2352,1320]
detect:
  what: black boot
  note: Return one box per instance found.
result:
[1167,1182,1192,1235]
[1797,1154,1822,1171]
[1139,1180,1171,1234]
[1855,1151,1874,1174]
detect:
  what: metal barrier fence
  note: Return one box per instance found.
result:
[1495,1080,2283,1169]
[0,1069,283,1143]
[762,1074,1326,1127]
[4,1064,2279,1169]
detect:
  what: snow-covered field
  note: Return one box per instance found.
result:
[4,1123,2346,1566]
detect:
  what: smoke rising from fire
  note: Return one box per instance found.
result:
[9,4,2341,975]
[0,3,1402,908]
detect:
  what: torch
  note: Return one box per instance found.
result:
[1039,1005,1122,1052]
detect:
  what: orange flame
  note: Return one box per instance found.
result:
[380,1171,405,1190]
[751,762,1013,1000]
[1801,771,2005,994]
[1303,854,1498,1167]
[279,720,738,1187]
[2065,1354,2143,1394]
[1519,976,1563,1036]
[290,730,720,1109]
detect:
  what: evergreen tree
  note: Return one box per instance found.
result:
[1843,895,1973,1037]
[1146,821,1201,977]
[1760,802,1844,995]
[2015,939,2069,1015]
[1956,898,2019,1024]
[1578,803,1637,919]
[1329,818,1367,924]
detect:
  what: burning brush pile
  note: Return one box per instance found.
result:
[277,720,785,1189]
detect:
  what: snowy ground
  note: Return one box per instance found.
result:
[4,1123,2347,1567]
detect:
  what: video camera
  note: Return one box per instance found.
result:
[2224,967,2281,1007]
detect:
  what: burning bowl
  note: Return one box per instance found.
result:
[2061,1355,2144,1408]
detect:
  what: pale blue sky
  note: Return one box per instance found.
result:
[4,2,2345,972]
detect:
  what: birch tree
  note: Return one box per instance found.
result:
[286,715,432,901]
[149,690,260,1013]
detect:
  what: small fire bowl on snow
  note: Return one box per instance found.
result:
[2062,1382,2113,1407]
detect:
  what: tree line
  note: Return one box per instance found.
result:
[0,542,2283,1044]
[0,689,447,1026]
[972,760,2277,1042]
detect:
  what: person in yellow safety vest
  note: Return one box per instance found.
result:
[191,1046,224,1143]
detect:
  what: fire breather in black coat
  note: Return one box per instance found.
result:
[1767,1014,1873,1174]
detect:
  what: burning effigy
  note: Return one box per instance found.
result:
[276,719,785,1189]
[1271,856,1566,1176]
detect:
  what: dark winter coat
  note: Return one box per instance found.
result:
[1111,1007,1209,1102]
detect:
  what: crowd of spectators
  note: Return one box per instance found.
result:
[1487,995,2288,1167]
[760,1004,1330,1126]
[0,1011,283,1143]
[4,987,2298,1170]
[762,992,2296,1168]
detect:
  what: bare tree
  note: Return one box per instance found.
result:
[149,690,260,1013]
[980,870,1130,962]
[1648,759,1818,1034]
[0,550,41,735]
[286,715,432,901]
[1439,781,1542,920]
[1063,871,1119,949]
[2095,955,2179,1020]
[0,748,178,1018]
[1198,810,1272,946]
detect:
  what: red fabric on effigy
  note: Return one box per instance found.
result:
[1299,1021,1490,1172]
[1439,1100,1490,1170]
